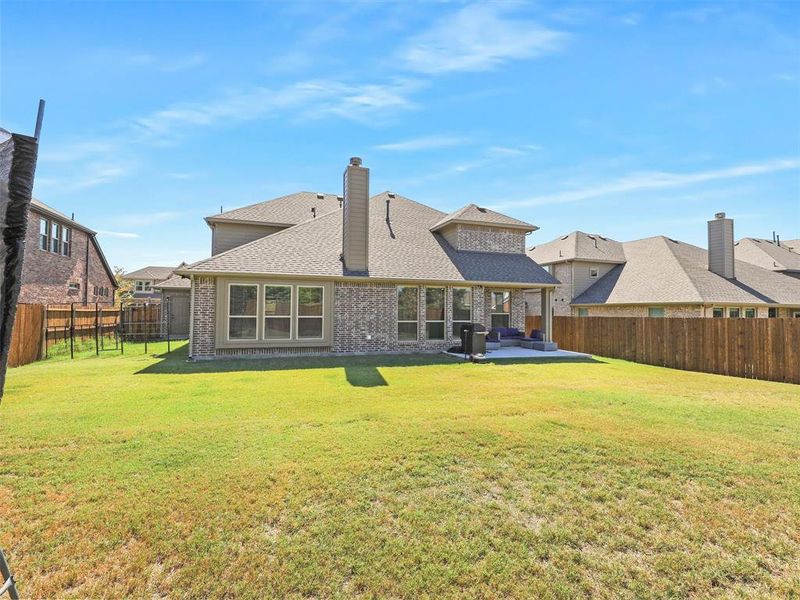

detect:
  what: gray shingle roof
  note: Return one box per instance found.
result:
[430,203,536,232]
[573,236,800,306]
[154,274,190,289]
[206,191,341,226]
[734,238,800,273]
[183,193,557,286]
[527,231,626,264]
[124,265,178,281]
[783,239,800,253]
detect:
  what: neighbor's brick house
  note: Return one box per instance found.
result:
[526,217,800,319]
[18,198,117,305]
[178,158,558,359]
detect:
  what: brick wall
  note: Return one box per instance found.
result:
[190,277,216,359]
[18,208,115,305]
[459,225,526,253]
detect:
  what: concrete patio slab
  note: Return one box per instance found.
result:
[445,346,591,360]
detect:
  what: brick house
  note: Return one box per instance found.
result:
[18,198,117,305]
[526,214,800,318]
[177,158,559,360]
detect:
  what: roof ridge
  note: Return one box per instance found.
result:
[377,192,447,217]
[655,236,705,302]
[208,190,338,221]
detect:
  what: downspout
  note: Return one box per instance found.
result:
[188,274,195,359]
[84,234,90,304]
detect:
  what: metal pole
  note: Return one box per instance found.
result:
[34,98,45,141]
[166,297,171,354]
[95,302,99,356]
[69,303,75,359]
[0,547,19,600]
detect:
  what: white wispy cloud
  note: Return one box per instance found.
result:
[375,135,468,151]
[35,161,134,193]
[96,230,140,239]
[132,78,423,138]
[116,211,184,227]
[486,144,542,157]
[491,158,800,209]
[400,4,566,74]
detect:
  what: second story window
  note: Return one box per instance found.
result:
[50,222,61,254]
[39,219,48,250]
[135,280,153,292]
[61,226,71,256]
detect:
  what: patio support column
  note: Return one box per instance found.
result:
[541,287,553,342]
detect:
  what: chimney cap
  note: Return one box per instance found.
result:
[349,156,363,167]
[387,192,395,198]
[715,212,726,219]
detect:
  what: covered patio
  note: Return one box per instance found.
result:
[445,346,590,361]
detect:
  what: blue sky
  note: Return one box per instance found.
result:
[2,0,798,271]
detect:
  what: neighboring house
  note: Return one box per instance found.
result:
[123,264,184,299]
[177,157,559,360]
[18,198,117,305]
[527,213,800,318]
[734,238,800,279]
[154,275,191,338]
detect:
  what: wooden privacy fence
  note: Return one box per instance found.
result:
[527,315,800,385]
[8,304,45,367]
[8,302,165,367]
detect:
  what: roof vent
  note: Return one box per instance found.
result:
[316,193,324,200]
[337,195,343,208]
[477,207,487,213]
[715,212,726,219]
[387,192,396,198]
[311,207,316,218]
[349,156,362,167]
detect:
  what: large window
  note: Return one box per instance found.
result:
[425,287,445,340]
[768,307,778,318]
[452,287,471,336]
[647,307,665,318]
[297,286,323,339]
[135,280,153,292]
[744,307,756,318]
[712,307,725,318]
[228,284,258,340]
[490,291,510,329]
[728,307,741,318]
[397,286,418,341]
[577,308,589,317]
[264,285,291,339]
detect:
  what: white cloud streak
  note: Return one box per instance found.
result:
[492,158,800,209]
[400,4,566,74]
[97,230,140,239]
[375,135,468,151]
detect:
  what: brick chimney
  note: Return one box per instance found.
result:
[708,212,735,279]
[342,157,369,272]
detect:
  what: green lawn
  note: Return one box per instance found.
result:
[1,342,799,598]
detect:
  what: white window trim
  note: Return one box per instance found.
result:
[589,267,599,278]
[728,307,741,318]
[397,286,419,343]
[792,310,800,318]
[39,218,49,250]
[490,290,511,328]
[743,307,757,318]
[296,285,325,341]
[264,284,293,340]
[647,306,665,318]
[227,282,259,342]
[425,287,446,341]
[452,286,472,337]
[577,307,589,317]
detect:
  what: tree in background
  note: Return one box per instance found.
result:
[114,267,134,305]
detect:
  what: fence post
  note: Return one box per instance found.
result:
[144,302,148,354]
[95,302,99,356]
[44,304,49,359]
[69,303,75,359]
[166,296,171,354]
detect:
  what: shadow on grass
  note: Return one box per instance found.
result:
[136,345,605,386]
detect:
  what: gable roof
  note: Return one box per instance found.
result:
[527,231,626,265]
[182,192,557,287]
[154,274,190,289]
[30,198,118,288]
[124,265,179,281]
[429,203,536,232]
[734,238,800,273]
[573,236,800,306]
[206,191,341,226]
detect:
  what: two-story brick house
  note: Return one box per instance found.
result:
[177,157,559,359]
[18,198,117,305]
